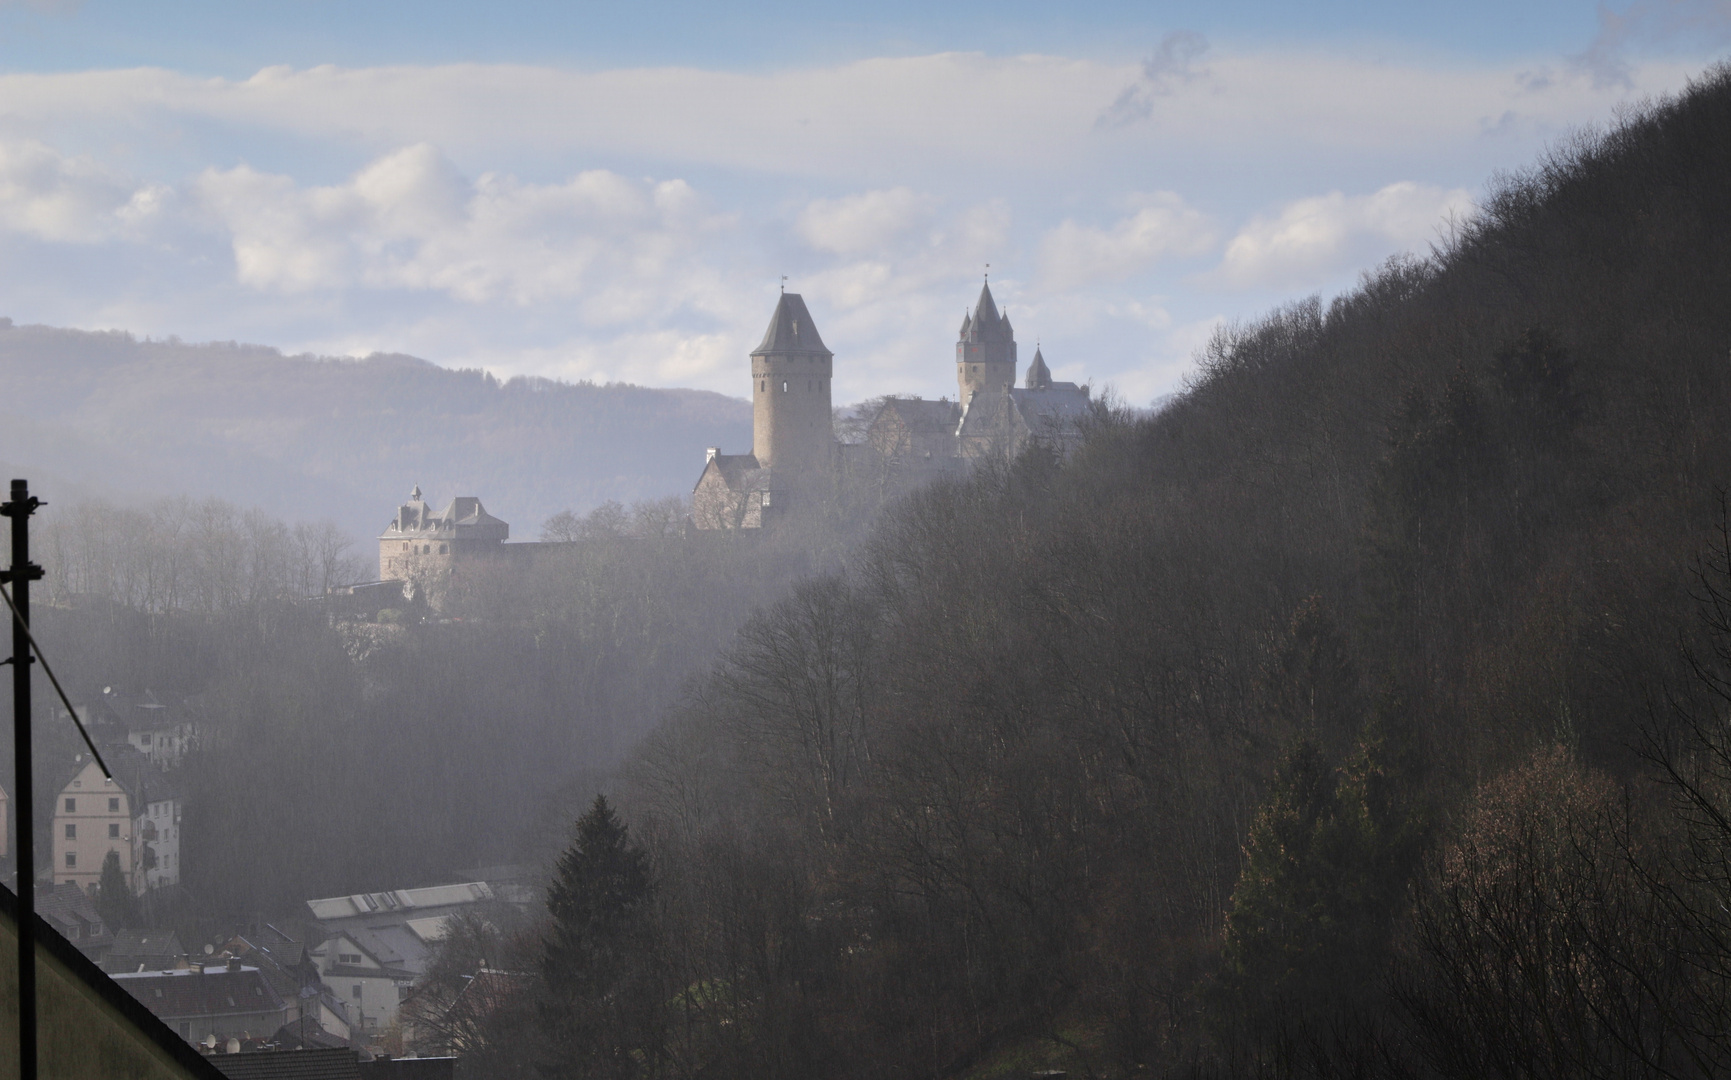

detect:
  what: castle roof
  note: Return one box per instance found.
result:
[696,452,772,494]
[752,293,831,357]
[380,491,509,542]
[961,281,1012,343]
[1025,346,1052,389]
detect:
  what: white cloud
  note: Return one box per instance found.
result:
[1039,192,1214,292]
[798,187,936,255]
[1209,182,1474,291]
[0,138,144,243]
[192,144,734,316]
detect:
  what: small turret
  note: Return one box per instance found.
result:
[1025,346,1052,390]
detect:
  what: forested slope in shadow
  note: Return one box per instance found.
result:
[516,64,1731,1080]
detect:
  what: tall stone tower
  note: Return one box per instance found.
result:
[752,292,835,480]
[956,280,1017,403]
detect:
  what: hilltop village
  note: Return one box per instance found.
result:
[374,280,1092,589]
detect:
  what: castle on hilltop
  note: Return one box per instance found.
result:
[691,280,1091,529]
[372,279,1093,583]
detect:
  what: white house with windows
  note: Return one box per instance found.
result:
[51,759,133,893]
[306,879,523,1035]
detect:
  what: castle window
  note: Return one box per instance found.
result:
[781,381,788,393]
[760,380,765,392]
[439,543,448,554]
[403,542,410,551]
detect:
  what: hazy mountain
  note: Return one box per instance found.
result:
[0,323,752,545]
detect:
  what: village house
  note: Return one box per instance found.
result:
[101,928,185,974]
[50,746,184,896]
[113,960,293,1048]
[36,879,115,961]
[307,879,519,1036]
[52,756,136,893]
[220,925,353,1044]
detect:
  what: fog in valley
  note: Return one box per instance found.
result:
[7,7,1731,1080]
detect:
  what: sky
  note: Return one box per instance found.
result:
[0,1,1726,406]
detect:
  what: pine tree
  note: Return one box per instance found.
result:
[96,850,139,931]
[1217,723,1424,1039]
[538,795,661,1080]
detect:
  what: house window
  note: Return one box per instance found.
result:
[353,984,363,1000]
[64,851,75,868]
[65,824,75,839]
[64,798,75,812]
[108,798,120,812]
[109,823,120,838]
[339,952,362,965]
[180,1023,189,1039]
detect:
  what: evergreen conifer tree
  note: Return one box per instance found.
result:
[539,795,661,1079]
[96,850,139,931]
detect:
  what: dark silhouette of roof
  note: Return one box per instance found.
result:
[752,293,832,357]
[207,1047,361,1080]
[102,928,185,973]
[113,964,290,1021]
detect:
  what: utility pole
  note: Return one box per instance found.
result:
[4,478,42,1080]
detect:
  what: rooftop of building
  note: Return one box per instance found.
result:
[752,292,832,357]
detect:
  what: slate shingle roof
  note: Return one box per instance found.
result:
[113,965,290,1021]
[752,293,831,357]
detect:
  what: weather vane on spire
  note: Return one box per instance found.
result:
[984,263,990,281]
[780,275,787,294]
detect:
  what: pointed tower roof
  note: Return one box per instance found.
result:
[972,281,1000,329]
[752,292,832,357]
[1025,346,1052,389]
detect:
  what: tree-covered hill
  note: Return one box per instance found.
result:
[0,328,751,542]
[459,64,1731,1079]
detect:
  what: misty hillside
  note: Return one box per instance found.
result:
[531,65,1731,1079]
[0,326,751,543]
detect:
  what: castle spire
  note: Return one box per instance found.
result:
[1025,345,1052,390]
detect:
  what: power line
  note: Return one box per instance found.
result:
[0,579,112,781]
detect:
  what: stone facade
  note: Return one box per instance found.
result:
[378,488,510,586]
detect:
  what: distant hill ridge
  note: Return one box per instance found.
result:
[0,321,752,545]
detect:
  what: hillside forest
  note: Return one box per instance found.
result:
[11,61,1731,1080]
[0,331,751,541]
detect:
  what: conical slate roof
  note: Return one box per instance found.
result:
[972,281,1000,329]
[1025,346,1052,389]
[752,292,832,357]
